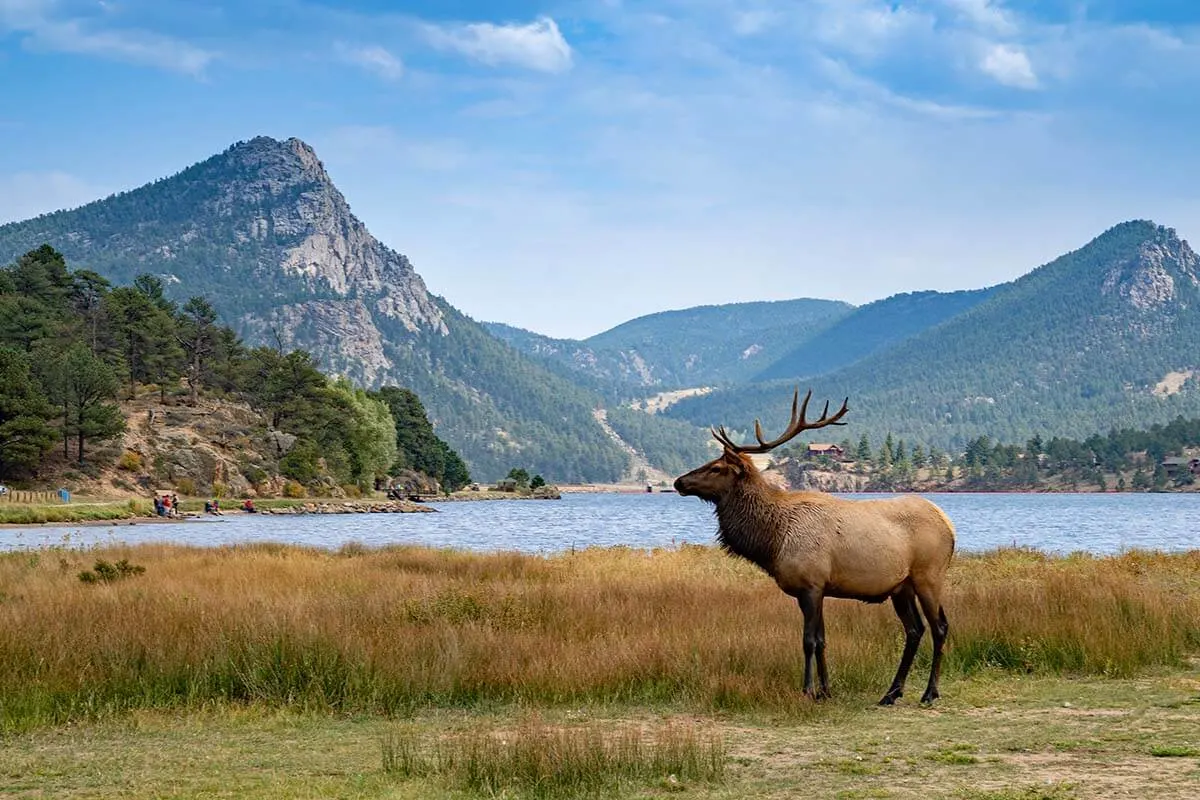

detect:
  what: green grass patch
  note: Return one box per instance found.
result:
[1149,745,1200,757]
[0,499,149,524]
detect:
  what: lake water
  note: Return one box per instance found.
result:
[1,492,1196,556]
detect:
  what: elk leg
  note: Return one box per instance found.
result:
[880,588,924,706]
[814,602,831,698]
[797,590,828,700]
[917,593,949,705]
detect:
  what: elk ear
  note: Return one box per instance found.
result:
[721,449,746,474]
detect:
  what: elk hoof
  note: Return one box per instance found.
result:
[804,688,831,701]
[919,689,940,705]
[879,691,901,706]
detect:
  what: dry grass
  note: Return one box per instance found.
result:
[1,543,1198,732]
[382,716,725,797]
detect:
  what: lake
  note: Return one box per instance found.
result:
[1,491,1195,556]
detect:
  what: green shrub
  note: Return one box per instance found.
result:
[117,451,142,472]
[78,559,146,585]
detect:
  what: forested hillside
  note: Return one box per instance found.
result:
[667,221,1200,451]
[0,136,630,482]
[485,297,852,396]
[754,287,999,382]
[0,245,470,495]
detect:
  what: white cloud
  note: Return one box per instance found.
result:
[939,0,1018,36]
[811,1,932,59]
[980,43,1038,89]
[335,42,403,80]
[0,0,215,75]
[815,55,1004,120]
[424,15,573,73]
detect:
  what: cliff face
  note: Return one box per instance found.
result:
[219,138,448,337]
[0,137,630,482]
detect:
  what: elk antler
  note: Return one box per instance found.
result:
[711,387,849,454]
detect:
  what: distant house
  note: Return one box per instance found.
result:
[807,443,845,460]
[1160,457,1200,476]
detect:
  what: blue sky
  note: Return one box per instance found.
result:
[3,1,1200,338]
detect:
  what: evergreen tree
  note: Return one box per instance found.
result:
[376,386,444,477]
[856,433,872,464]
[880,432,895,466]
[178,296,217,405]
[911,444,926,468]
[42,344,124,462]
[1131,467,1150,491]
[438,441,472,491]
[0,347,56,478]
[70,269,111,353]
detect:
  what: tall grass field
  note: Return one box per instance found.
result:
[2,542,1198,733]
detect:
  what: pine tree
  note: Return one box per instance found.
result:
[911,444,926,468]
[882,432,895,465]
[178,296,217,406]
[0,347,56,477]
[856,433,871,464]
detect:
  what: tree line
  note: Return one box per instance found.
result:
[786,414,1200,492]
[0,245,469,492]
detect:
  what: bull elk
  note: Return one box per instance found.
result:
[674,388,956,705]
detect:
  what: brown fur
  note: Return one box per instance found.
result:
[675,447,956,705]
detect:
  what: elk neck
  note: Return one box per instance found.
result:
[713,469,786,574]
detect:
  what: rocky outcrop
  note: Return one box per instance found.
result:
[242,299,392,385]
[119,399,279,497]
[1101,229,1200,311]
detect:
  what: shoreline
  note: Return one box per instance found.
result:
[3,481,1195,529]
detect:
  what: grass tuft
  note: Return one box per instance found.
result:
[1149,745,1199,757]
[381,719,725,797]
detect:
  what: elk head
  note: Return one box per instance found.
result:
[673,387,849,503]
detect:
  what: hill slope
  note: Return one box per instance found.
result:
[754,287,999,382]
[0,137,627,482]
[486,297,853,396]
[667,221,1200,451]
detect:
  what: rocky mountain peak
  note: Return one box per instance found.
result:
[1099,222,1200,310]
[217,136,333,200]
[204,136,450,360]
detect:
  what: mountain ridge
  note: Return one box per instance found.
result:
[485,297,854,397]
[0,136,629,482]
[666,220,1200,451]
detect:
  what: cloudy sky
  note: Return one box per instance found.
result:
[3,1,1200,338]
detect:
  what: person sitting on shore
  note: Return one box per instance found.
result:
[242,498,257,513]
